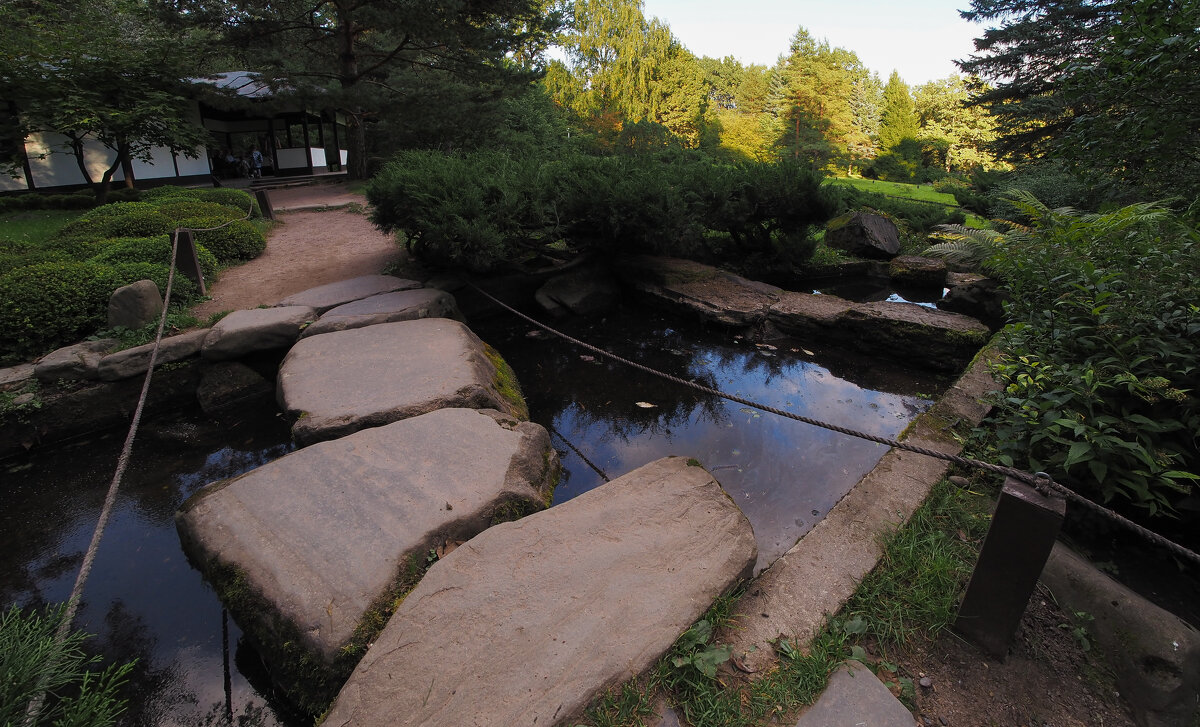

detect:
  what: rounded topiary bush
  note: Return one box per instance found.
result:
[89,235,219,282]
[57,202,173,242]
[152,199,243,224]
[181,217,265,262]
[0,261,123,362]
[192,188,260,218]
[139,186,192,202]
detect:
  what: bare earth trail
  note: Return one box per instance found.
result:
[191,184,405,317]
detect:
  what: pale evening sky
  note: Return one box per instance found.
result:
[639,0,985,87]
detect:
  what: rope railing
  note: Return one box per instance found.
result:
[22,198,256,725]
[467,282,1200,570]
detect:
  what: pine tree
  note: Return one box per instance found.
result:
[878,71,918,151]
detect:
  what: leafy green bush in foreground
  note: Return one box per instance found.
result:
[932,192,1200,513]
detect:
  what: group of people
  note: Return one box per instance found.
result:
[213,147,267,179]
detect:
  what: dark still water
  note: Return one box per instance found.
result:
[472,304,951,572]
[1,408,300,727]
[0,304,949,724]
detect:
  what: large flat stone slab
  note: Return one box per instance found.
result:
[616,256,783,327]
[177,408,558,705]
[97,329,209,381]
[275,275,421,314]
[201,306,316,361]
[299,288,461,338]
[770,292,989,371]
[793,661,915,727]
[324,456,757,727]
[278,318,525,445]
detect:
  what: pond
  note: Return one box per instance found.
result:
[0,303,951,724]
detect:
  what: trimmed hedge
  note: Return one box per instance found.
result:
[181,218,265,262]
[89,235,219,282]
[0,261,123,362]
[57,203,174,242]
[141,186,260,218]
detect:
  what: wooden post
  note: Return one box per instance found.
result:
[254,189,275,221]
[174,229,206,297]
[954,476,1065,659]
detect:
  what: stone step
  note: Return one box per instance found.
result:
[323,456,757,727]
[300,288,462,338]
[278,318,526,445]
[275,274,421,314]
[176,407,559,708]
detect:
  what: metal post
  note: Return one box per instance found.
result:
[954,476,1065,659]
[174,229,207,297]
[254,189,275,221]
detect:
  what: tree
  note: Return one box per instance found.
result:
[186,0,559,179]
[958,0,1200,196]
[913,75,1002,173]
[878,71,918,151]
[0,0,213,202]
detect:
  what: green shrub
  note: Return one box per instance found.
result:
[181,217,265,262]
[108,261,198,303]
[0,604,133,727]
[105,187,142,202]
[152,199,243,223]
[0,261,123,362]
[139,186,192,201]
[44,194,94,210]
[89,235,219,281]
[56,202,173,242]
[141,186,260,217]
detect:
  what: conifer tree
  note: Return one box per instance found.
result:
[878,71,918,151]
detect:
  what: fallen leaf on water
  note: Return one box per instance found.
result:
[755,343,777,350]
[635,401,656,408]
[802,348,815,356]
[579,355,595,362]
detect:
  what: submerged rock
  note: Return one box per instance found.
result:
[176,408,558,710]
[278,318,527,445]
[324,456,755,727]
[535,268,620,318]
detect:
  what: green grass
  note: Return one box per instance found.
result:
[0,209,86,246]
[573,476,993,727]
[826,177,959,206]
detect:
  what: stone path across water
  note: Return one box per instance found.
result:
[323,456,757,727]
[176,408,557,678]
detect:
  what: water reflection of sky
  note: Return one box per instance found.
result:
[475,307,944,573]
[1,414,299,727]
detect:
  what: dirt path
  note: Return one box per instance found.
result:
[191,187,406,317]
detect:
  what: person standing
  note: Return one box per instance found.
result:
[249,146,264,178]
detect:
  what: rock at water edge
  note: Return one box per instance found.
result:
[300,288,461,338]
[276,275,421,314]
[324,456,756,727]
[201,306,316,361]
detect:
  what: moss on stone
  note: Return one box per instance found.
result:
[483,344,529,421]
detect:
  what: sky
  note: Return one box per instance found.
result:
[640,0,985,87]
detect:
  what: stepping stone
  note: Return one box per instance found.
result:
[201,306,315,361]
[278,318,525,445]
[35,339,119,382]
[176,408,558,704]
[324,456,757,727]
[300,288,461,338]
[275,275,421,314]
[97,329,208,381]
[793,661,915,727]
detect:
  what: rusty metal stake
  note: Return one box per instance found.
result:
[174,229,206,297]
[955,476,1065,659]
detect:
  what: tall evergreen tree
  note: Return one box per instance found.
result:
[878,71,918,151]
[913,75,1001,173]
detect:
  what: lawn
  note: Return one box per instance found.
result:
[826,176,960,206]
[0,209,86,247]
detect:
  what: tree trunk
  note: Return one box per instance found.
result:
[346,110,368,179]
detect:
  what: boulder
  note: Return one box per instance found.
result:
[176,408,558,708]
[196,361,273,415]
[275,275,421,314]
[535,268,620,317]
[201,306,316,361]
[888,255,947,288]
[97,329,209,381]
[107,279,163,329]
[34,339,119,382]
[1041,543,1200,727]
[939,277,1008,329]
[825,212,901,259]
[324,456,756,727]
[299,288,461,339]
[278,318,526,445]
